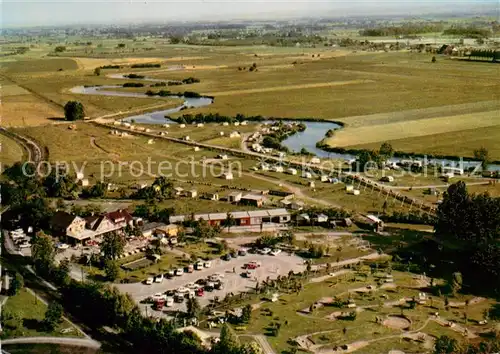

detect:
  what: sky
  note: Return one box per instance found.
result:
[2,0,498,28]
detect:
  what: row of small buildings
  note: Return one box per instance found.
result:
[169,208,291,227]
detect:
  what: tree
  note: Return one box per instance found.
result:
[223,212,236,233]
[434,335,459,354]
[31,232,55,276]
[117,43,126,48]
[213,323,240,354]
[53,259,71,286]
[240,342,262,354]
[101,232,126,260]
[473,147,489,170]
[8,273,24,296]
[379,142,394,161]
[186,297,201,319]
[450,272,463,296]
[64,101,85,121]
[43,302,63,331]
[432,56,437,63]
[193,218,220,239]
[94,67,101,76]
[241,304,252,323]
[104,260,120,281]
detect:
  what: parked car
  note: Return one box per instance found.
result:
[195,261,204,270]
[174,294,184,303]
[167,269,175,277]
[155,274,164,283]
[186,282,198,290]
[196,288,204,297]
[222,254,231,261]
[154,299,165,311]
[246,261,261,269]
[165,290,175,297]
[243,270,254,278]
[165,297,174,307]
[260,248,271,255]
[145,277,154,285]
[175,268,184,276]
[205,282,215,292]
[270,249,281,256]
[214,281,224,290]
[195,278,207,286]
[204,261,212,268]
[238,249,247,256]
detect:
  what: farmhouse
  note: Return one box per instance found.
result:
[184,189,198,198]
[442,166,464,175]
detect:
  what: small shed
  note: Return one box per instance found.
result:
[222,172,234,180]
[228,191,243,203]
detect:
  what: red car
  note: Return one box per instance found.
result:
[154,299,165,311]
[245,261,261,269]
[196,288,204,297]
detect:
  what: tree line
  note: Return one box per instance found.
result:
[145,90,207,99]
[359,23,445,37]
[443,25,491,38]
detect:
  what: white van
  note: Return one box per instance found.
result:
[175,268,184,276]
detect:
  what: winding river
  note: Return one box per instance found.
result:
[70,71,499,171]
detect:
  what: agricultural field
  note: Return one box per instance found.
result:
[0,134,25,168]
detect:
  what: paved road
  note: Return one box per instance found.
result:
[116,253,305,316]
[253,334,277,354]
[1,337,101,349]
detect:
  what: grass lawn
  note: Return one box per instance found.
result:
[1,288,82,339]
[0,134,25,168]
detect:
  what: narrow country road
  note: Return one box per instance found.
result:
[253,334,277,354]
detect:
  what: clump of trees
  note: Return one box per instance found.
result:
[122,82,144,88]
[145,89,205,98]
[64,101,85,121]
[359,23,445,36]
[434,181,500,295]
[131,176,174,202]
[100,65,121,69]
[131,63,161,68]
[443,25,491,38]
[124,73,145,79]
[182,77,200,84]
[54,46,66,53]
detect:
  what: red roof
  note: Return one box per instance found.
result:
[106,209,132,223]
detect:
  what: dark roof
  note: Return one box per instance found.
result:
[51,211,79,229]
[106,209,132,223]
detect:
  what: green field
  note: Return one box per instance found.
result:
[1,288,82,339]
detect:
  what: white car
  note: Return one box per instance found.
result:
[175,268,184,276]
[195,262,204,270]
[186,282,198,290]
[260,248,271,255]
[155,274,163,283]
[270,249,281,256]
[165,297,174,307]
[152,293,166,301]
[146,277,154,285]
[204,261,212,268]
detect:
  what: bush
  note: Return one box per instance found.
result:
[123,82,145,88]
[131,63,161,68]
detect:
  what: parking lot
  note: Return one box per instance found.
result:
[116,252,306,317]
